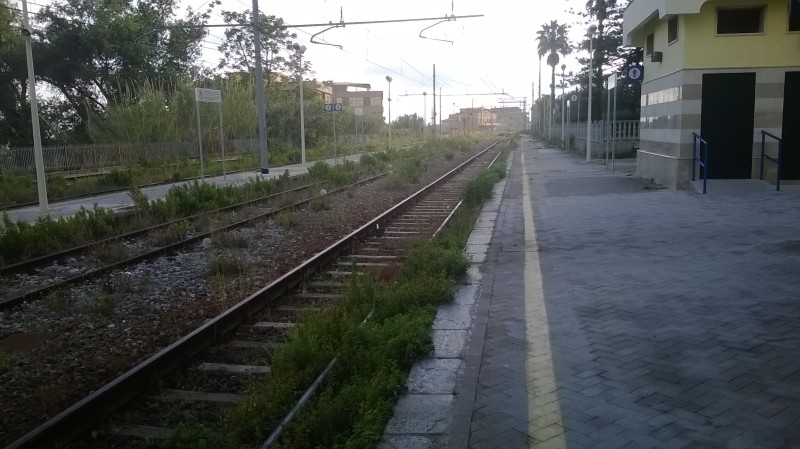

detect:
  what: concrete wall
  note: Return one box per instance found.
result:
[684,0,800,70]
[637,66,796,189]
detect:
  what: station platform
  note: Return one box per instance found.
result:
[4,154,364,224]
[381,138,800,448]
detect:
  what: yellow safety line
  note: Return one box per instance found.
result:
[521,152,566,449]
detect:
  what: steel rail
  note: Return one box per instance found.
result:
[6,142,496,449]
[0,173,383,310]
[263,140,507,447]
[0,180,317,274]
[2,148,426,274]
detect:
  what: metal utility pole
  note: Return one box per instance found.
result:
[586,24,597,162]
[523,98,527,133]
[531,82,535,135]
[297,45,307,165]
[561,64,566,145]
[21,0,48,214]
[386,76,393,149]
[423,92,427,142]
[439,86,442,134]
[432,64,437,138]
[253,0,269,174]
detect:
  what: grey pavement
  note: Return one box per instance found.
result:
[382,138,800,448]
[5,154,365,223]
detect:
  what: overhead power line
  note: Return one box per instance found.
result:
[161,13,484,30]
[400,91,506,97]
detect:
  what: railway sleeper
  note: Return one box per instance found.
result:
[159,389,244,404]
[196,362,271,375]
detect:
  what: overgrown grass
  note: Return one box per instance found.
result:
[209,257,247,277]
[159,157,506,449]
[0,206,115,267]
[275,211,300,230]
[464,161,506,207]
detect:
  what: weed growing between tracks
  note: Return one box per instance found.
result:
[159,156,506,449]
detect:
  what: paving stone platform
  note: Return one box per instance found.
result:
[382,138,800,449]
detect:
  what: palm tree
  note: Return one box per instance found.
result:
[536,20,571,136]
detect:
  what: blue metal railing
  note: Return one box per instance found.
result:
[759,130,783,191]
[692,132,710,194]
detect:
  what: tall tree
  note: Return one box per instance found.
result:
[217,11,301,81]
[27,0,213,142]
[0,0,31,145]
[571,0,642,120]
[536,20,571,131]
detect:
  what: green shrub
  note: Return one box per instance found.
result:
[276,211,299,230]
[464,162,506,207]
[209,257,246,277]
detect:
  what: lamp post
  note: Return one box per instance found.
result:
[386,76,392,149]
[561,63,566,145]
[586,24,597,161]
[295,44,307,165]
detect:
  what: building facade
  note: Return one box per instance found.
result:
[624,0,800,189]
[440,107,496,135]
[330,83,384,120]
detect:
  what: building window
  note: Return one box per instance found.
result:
[717,7,765,34]
[668,16,678,43]
[645,33,654,56]
[348,97,364,107]
[370,96,382,107]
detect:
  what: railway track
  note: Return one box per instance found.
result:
[5,139,506,449]
[0,150,436,309]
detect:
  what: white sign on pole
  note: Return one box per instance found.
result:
[194,87,225,180]
[354,107,364,116]
[608,73,617,90]
[195,88,222,103]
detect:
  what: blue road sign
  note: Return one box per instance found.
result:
[325,103,344,112]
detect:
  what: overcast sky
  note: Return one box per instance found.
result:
[21,0,592,121]
[196,0,595,121]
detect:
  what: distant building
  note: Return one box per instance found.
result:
[330,83,384,120]
[441,107,495,135]
[623,0,800,189]
[494,107,527,132]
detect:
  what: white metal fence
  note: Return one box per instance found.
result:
[0,135,389,175]
[548,120,640,143]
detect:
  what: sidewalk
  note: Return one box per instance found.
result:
[381,139,800,448]
[4,154,364,223]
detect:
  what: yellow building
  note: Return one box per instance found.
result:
[623,0,800,189]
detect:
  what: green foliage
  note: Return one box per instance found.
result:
[384,154,426,190]
[0,206,115,267]
[358,153,388,172]
[149,155,506,448]
[310,195,331,211]
[0,350,11,372]
[213,233,250,249]
[275,211,299,230]
[464,162,506,207]
[307,161,333,181]
[209,257,247,277]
